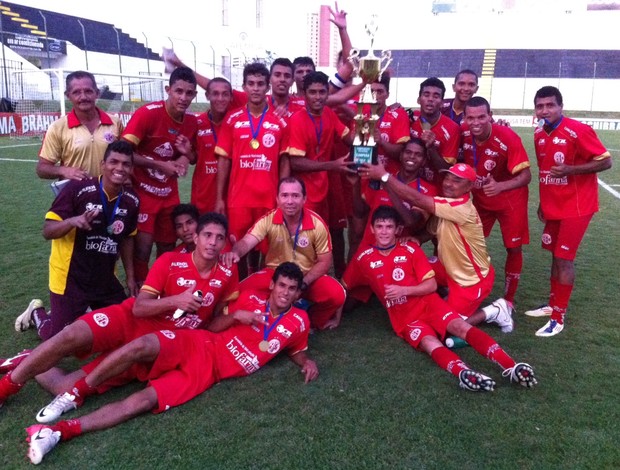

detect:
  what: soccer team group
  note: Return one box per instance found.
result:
[0,8,613,465]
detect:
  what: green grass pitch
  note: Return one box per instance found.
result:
[0,128,618,469]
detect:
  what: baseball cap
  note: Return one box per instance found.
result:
[439,163,477,183]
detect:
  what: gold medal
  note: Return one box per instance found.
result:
[259,340,270,352]
[250,139,260,149]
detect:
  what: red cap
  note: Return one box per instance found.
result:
[440,163,477,183]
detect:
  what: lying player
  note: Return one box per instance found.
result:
[25,262,318,464]
[341,205,537,392]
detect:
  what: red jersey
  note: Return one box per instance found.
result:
[375,107,411,173]
[214,289,310,380]
[461,123,530,211]
[534,116,611,220]
[359,175,437,246]
[215,106,289,209]
[123,101,198,199]
[232,91,304,122]
[288,106,349,204]
[191,112,221,213]
[342,242,436,336]
[410,114,460,187]
[141,251,239,329]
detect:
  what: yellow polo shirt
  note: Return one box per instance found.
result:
[39,107,123,177]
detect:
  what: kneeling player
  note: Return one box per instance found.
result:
[342,206,537,392]
[25,262,318,464]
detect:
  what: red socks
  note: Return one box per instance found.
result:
[504,250,523,304]
[549,279,573,324]
[52,419,83,442]
[465,327,516,370]
[0,372,24,401]
[430,347,469,378]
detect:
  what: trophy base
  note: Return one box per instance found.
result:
[352,145,380,190]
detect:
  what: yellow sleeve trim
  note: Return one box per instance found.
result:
[45,211,63,221]
[288,147,306,157]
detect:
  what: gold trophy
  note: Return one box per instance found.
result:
[348,15,392,169]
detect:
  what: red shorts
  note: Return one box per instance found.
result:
[140,329,218,414]
[136,191,179,244]
[399,294,460,349]
[79,298,171,355]
[429,257,495,317]
[227,207,270,244]
[478,202,529,249]
[239,269,346,329]
[542,214,593,261]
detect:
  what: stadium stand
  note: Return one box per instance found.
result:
[0,1,159,60]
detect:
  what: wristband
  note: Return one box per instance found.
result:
[329,73,346,90]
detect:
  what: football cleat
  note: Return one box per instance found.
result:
[36,392,80,423]
[26,425,60,465]
[484,298,514,333]
[458,369,496,392]
[15,299,44,332]
[0,349,32,374]
[503,362,538,388]
[524,304,552,317]
[535,319,564,337]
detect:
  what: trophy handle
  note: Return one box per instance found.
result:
[348,49,360,76]
[379,50,392,79]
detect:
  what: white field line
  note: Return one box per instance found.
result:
[599,178,620,200]
[0,158,37,162]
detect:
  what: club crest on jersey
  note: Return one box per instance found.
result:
[109,220,124,235]
[554,152,565,164]
[176,277,196,288]
[160,330,176,339]
[370,260,383,269]
[267,339,281,354]
[93,313,109,327]
[392,267,405,281]
[262,133,276,148]
[409,328,421,341]
[297,236,310,248]
[541,233,552,245]
[203,292,215,306]
[138,213,148,223]
[484,160,496,172]
[381,132,389,142]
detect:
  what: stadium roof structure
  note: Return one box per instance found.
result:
[0,1,160,60]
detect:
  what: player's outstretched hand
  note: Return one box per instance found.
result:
[301,359,319,383]
[72,208,100,230]
[359,162,387,180]
[61,166,90,181]
[328,2,347,30]
[220,250,240,268]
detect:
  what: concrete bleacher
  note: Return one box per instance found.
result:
[1,1,159,60]
[384,49,620,80]
[389,49,484,79]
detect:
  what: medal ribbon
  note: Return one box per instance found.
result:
[307,111,323,153]
[283,211,304,255]
[371,242,396,251]
[208,111,218,144]
[98,177,122,233]
[247,104,268,143]
[262,302,287,344]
